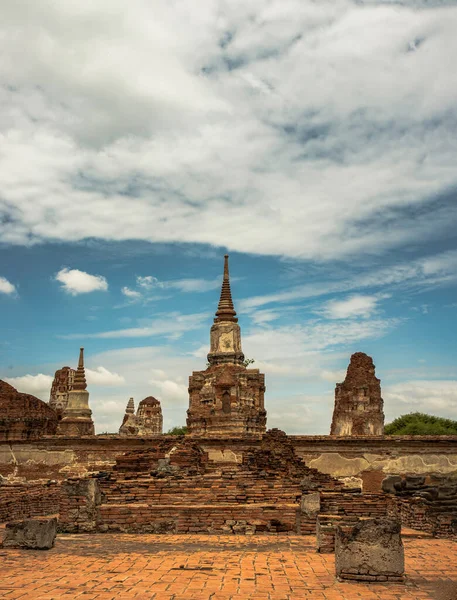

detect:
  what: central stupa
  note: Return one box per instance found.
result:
[186,255,267,436]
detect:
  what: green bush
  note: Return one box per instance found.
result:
[166,426,188,435]
[384,412,457,436]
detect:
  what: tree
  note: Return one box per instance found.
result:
[384,412,457,436]
[166,426,188,435]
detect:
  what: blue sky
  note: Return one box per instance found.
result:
[1,0,457,433]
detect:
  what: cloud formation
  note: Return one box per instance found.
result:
[55,268,108,295]
[0,276,16,296]
[85,366,125,386]
[61,312,208,339]
[318,295,384,320]
[0,1,456,260]
[119,274,222,305]
[384,379,457,421]
[239,249,457,312]
[4,373,53,401]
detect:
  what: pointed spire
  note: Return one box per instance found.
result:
[214,255,237,323]
[126,397,135,414]
[73,347,87,390]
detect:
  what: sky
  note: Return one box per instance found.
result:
[1,0,457,434]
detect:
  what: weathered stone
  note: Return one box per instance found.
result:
[59,478,101,532]
[330,352,384,436]
[0,380,58,441]
[382,475,403,494]
[335,517,404,582]
[301,492,320,516]
[2,517,57,549]
[187,256,267,437]
[49,367,75,418]
[58,348,95,437]
[119,396,163,436]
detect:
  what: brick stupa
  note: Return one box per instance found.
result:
[58,348,95,436]
[186,255,267,436]
[119,396,163,436]
[330,352,384,436]
[49,366,75,418]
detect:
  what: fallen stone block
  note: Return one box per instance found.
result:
[1,517,57,550]
[301,491,320,517]
[335,517,404,582]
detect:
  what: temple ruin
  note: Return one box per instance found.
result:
[57,348,95,437]
[0,380,58,441]
[187,255,267,436]
[119,396,163,436]
[1,254,457,593]
[49,366,75,418]
[330,352,385,436]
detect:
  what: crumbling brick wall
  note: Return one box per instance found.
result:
[0,380,58,441]
[330,352,384,436]
[60,430,347,534]
[0,482,61,523]
[384,474,457,540]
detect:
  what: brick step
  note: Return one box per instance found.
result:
[96,502,302,534]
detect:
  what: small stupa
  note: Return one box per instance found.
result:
[58,348,95,436]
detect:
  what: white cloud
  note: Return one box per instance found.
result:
[119,274,221,305]
[239,249,457,312]
[136,276,165,290]
[55,268,108,295]
[4,373,53,401]
[137,274,220,293]
[384,380,457,421]
[148,378,188,403]
[85,366,125,386]
[0,276,17,296]
[121,286,142,299]
[243,318,400,361]
[0,1,456,259]
[319,295,382,319]
[320,369,347,383]
[60,311,208,340]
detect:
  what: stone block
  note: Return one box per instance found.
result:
[335,517,404,582]
[2,517,57,550]
[301,492,320,516]
[382,475,403,494]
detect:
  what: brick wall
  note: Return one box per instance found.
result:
[0,482,61,523]
[387,496,457,540]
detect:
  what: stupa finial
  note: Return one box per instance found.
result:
[214,255,237,322]
[73,347,87,390]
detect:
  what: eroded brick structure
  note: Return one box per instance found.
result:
[330,352,384,436]
[58,348,95,437]
[60,429,347,535]
[187,255,267,436]
[0,380,58,441]
[119,396,163,436]
[335,517,404,582]
[384,474,457,540]
[49,366,75,418]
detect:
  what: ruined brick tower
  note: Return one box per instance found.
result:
[49,366,75,418]
[187,255,267,436]
[58,348,95,436]
[119,396,163,436]
[330,352,384,436]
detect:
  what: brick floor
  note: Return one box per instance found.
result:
[0,530,456,599]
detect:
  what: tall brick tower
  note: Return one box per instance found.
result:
[187,255,267,436]
[330,352,384,436]
[49,366,75,418]
[58,348,95,436]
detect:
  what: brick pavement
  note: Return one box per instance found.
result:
[0,530,456,599]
